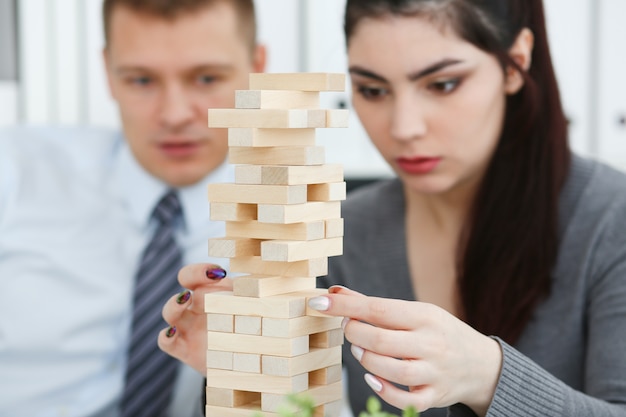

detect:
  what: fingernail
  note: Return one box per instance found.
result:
[364,373,383,392]
[351,345,364,362]
[341,317,350,331]
[176,290,191,304]
[308,296,330,311]
[165,325,177,338]
[206,268,227,280]
[329,285,348,293]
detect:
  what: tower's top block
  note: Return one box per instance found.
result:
[249,73,345,92]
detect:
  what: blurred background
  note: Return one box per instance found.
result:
[0,0,624,180]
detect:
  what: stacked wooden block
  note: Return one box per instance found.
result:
[205,73,349,417]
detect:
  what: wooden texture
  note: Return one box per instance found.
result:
[261,382,343,413]
[205,291,307,318]
[205,387,260,408]
[261,346,342,377]
[235,164,343,186]
[326,109,350,127]
[207,332,309,357]
[206,403,279,417]
[208,237,262,258]
[233,353,261,373]
[262,315,343,338]
[325,218,344,238]
[310,328,344,348]
[229,256,328,278]
[249,73,345,92]
[229,146,325,166]
[308,182,346,202]
[228,128,316,147]
[207,313,234,333]
[207,183,307,205]
[208,108,326,128]
[233,275,316,298]
[205,368,308,394]
[210,202,257,221]
[257,201,341,224]
[309,364,343,385]
[235,90,320,109]
[225,220,325,241]
[234,315,262,335]
[207,350,233,370]
[261,237,343,262]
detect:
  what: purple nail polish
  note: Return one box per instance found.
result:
[206,268,227,280]
[166,326,176,338]
[176,290,191,304]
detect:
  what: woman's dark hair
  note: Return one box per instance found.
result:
[345,0,570,344]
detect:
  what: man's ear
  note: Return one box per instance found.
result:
[102,47,117,101]
[505,28,534,94]
[252,43,267,73]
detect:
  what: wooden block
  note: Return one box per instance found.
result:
[207,350,233,370]
[326,109,349,127]
[262,315,343,338]
[207,313,234,332]
[206,402,280,417]
[205,387,259,408]
[235,315,262,335]
[261,382,343,413]
[230,256,328,278]
[208,183,307,205]
[207,332,309,357]
[210,202,257,221]
[262,346,341,376]
[233,352,261,373]
[226,220,325,241]
[208,109,326,128]
[233,275,316,298]
[325,218,344,238]
[310,329,344,348]
[206,291,307,318]
[261,238,343,262]
[308,182,346,202]
[314,399,343,417]
[309,364,343,385]
[235,90,320,109]
[209,237,262,258]
[249,73,345,92]
[236,165,343,186]
[228,128,316,147]
[229,146,325,166]
[234,165,263,184]
[205,368,308,394]
[258,201,341,224]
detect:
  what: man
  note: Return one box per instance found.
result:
[0,1,265,416]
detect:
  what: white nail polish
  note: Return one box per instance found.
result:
[341,317,350,331]
[364,373,383,392]
[351,345,364,361]
[308,296,330,311]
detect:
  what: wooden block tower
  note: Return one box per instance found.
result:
[205,73,349,417]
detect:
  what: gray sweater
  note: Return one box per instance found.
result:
[322,155,626,416]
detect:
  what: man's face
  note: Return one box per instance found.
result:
[104,3,265,187]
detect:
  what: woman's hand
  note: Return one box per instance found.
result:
[158,263,233,374]
[308,286,502,416]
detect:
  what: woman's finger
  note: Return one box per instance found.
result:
[364,374,436,413]
[178,263,227,289]
[162,290,192,324]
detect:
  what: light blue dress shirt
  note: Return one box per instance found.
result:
[0,126,233,417]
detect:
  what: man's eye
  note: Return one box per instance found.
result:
[197,75,216,85]
[357,85,388,100]
[429,78,461,94]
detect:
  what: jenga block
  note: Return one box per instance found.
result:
[230,256,328,277]
[262,346,342,377]
[207,313,234,332]
[233,352,261,373]
[208,183,307,205]
[261,381,343,413]
[226,220,325,241]
[207,350,233,370]
[314,399,343,417]
[208,109,326,128]
[325,218,344,238]
[262,315,343,338]
[309,364,343,385]
[229,146,325,166]
[205,387,260,408]
[205,291,307,318]
[258,201,340,224]
[308,182,346,202]
[326,109,350,127]
[261,238,343,262]
[234,315,262,335]
[210,202,257,221]
[207,332,309,357]
[206,402,280,417]
[228,128,316,147]
[208,237,262,258]
[205,368,308,394]
[235,90,320,109]
[310,328,344,348]
[233,275,316,298]
[236,165,343,186]
[249,73,345,92]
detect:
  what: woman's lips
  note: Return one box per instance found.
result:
[396,156,442,174]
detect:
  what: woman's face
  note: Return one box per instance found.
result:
[348,15,511,197]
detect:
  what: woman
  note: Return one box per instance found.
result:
[160,0,626,415]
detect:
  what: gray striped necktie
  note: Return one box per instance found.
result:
[121,190,183,417]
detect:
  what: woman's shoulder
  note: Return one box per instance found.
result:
[342,177,404,218]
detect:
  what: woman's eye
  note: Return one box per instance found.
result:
[429,78,460,94]
[357,85,388,100]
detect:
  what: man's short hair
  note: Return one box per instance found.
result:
[103,0,257,51]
